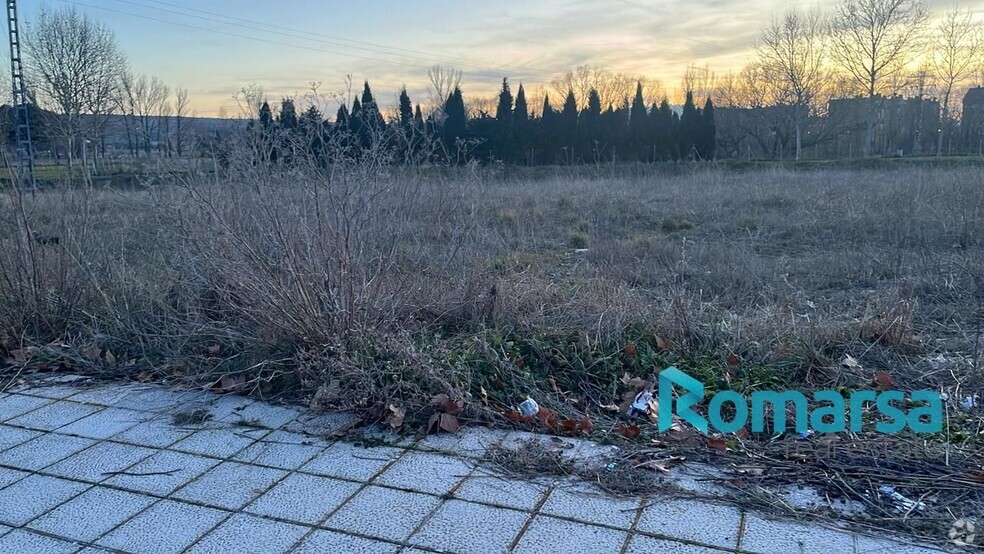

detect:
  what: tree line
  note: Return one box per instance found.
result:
[250,79,717,166]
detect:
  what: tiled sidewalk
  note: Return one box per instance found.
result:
[0,376,947,553]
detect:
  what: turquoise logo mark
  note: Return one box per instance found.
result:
[656,366,942,435]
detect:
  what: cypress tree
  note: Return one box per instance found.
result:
[442,86,467,158]
[335,104,350,130]
[679,91,698,160]
[258,101,273,130]
[278,98,298,131]
[495,78,513,127]
[413,105,424,128]
[514,84,528,127]
[701,98,716,160]
[398,87,413,127]
[580,89,602,161]
[629,82,649,161]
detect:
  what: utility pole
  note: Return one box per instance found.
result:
[7,0,36,190]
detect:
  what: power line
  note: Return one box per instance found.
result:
[72,0,557,80]
[131,0,525,74]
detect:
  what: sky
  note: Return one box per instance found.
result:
[37,0,984,117]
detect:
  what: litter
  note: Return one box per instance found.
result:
[878,485,926,513]
[518,397,540,417]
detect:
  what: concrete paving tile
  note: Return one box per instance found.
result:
[409,499,530,554]
[112,416,194,448]
[103,450,220,495]
[7,384,83,399]
[293,529,400,553]
[0,424,43,451]
[0,433,96,471]
[170,427,264,459]
[627,534,724,553]
[300,441,401,482]
[96,499,229,553]
[55,407,146,439]
[854,534,943,553]
[110,387,210,413]
[539,482,640,529]
[374,450,472,495]
[5,401,102,431]
[0,523,9,536]
[171,461,287,510]
[513,515,629,554]
[0,529,81,553]
[186,513,309,554]
[283,411,360,435]
[28,486,156,542]
[0,467,29,490]
[218,401,301,429]
[193,394,255,422]
[324,485,441,542]
[67,385,144,407]
[232,430,327,469]
[0,474,89,525]
[740,514,857,554]
[246,473,361,524]
[417,427,505,459]
[636,498,741,549]
[453,467,549,511]
[46,441,156,483]
[0,394,53,422]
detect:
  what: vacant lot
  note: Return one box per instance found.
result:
[1,165,982,421]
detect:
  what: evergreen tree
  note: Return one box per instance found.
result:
[335,104,350,130]
[398,87,413,127]
[413,105,424,128]
[278,98,298,131]
[628,82,649,161]
[258,101,273,130]
[560,90,578,160]
[442,86,467,160]
[579,89,602,160]
[514,84,528,127]
[679,91,699,160]
[701,98,716,160]
[495,78,513,127]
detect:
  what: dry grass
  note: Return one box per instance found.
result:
[1,162,982,420]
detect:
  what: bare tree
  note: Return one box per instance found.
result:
[758,8,828,159]
[23,6,126,170]
[932,5,982,156]
[427,65,462,112]
[680,64,717,103]
[174,87,191,157]
[551,65,663,109]
[829,0,927,154]
[118,72,169,156]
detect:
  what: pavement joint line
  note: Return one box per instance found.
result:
[400,457,477,550]
[736,509,747,553]
[620,493,647,554]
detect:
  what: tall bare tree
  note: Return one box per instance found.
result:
[829,0,927,154]
[174,87,191,157]
[680,64,717,103]
[932,5,982,156]
[118,72,170,156]
[758,8,828,160]
[24,6,126,170]
[427,65,462,112]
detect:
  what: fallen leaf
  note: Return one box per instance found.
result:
[206,344,221,356]
[636,456,686,474]
[385,404,406,430]
[726,353,741,366]
[577,415,593,434]
[874,371,895,388]
[734,464,766,476]
[624,342,637,358]
[707,436,729,451]
[617,424,641,439]
[654,336,671,353]
[430,394,464,416]
[438,413,459,433]
[213,374,246,393]
[103,350,117,367]
[82,346,101,361]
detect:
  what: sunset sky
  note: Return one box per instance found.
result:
[45,0,984,117]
